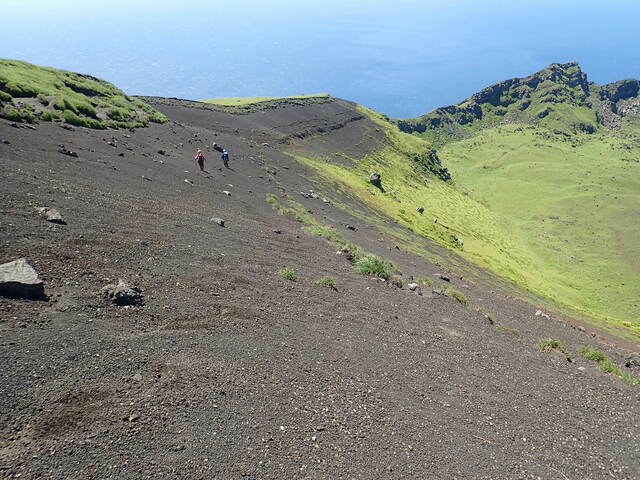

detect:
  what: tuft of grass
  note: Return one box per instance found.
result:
[580,347,640,385]
[278,267,297,282]
[537,338,572,362]
[415,276,433,286]
[316,276,337,290]
[445,286,468,306]
[354,254,391,280]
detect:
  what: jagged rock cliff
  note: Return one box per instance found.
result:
[398,62,640,139]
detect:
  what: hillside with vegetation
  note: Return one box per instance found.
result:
[390,62,640,336]
[0,59,168,128]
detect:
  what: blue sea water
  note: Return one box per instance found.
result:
[2,0,640,117]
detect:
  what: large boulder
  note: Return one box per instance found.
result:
[102,279,143,306]
[369,172,383,191]
[36,207,66,225]
[0,258,46,299]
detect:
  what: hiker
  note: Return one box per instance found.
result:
[212,142,224,153]
[222,149,230,169]
[194,149,206,171]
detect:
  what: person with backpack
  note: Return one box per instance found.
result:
[221,149,230,169]
[194,149,206,171]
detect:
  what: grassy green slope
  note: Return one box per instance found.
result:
[288,108,551,292]
[439,124,640,335]
[0,59,168,128]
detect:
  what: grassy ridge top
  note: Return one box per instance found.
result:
[0,59,168,129]
[199,93,331,114]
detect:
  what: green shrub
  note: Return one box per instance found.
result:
[316,276,337,290]
[537,338,572,361]
[76,102,98,118]
[37,94,49,106]
[279,267,297,281]
[107,107,130,121]
[39,110,60,122]
[0,90,12,102]
[355,254,390,280]
[63,109,105,129]
[148,112,169,123]
[2,105,23,121]
[2,81,38,97]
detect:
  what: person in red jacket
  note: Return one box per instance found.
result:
[194,149,206,171]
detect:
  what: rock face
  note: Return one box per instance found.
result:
[397,61,640,137]
[0,258,46,299]
[102,279,143,306]
[36,207,66,225]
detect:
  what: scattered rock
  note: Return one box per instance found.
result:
[101,279,143,306]
[1,139,10,145]
[211,217,225,227]
[119,152,125,157]
[58,145,78,157]
[36,207,66,225]
[369,172,383,191]
[60,124,74,131]
[132,373,143,382]
[262,142,270,147]
[157,149,166,155]
[432,288,447,296]
[141,175,151,181]
[416,206,424,214]
[346,225,357,231]
[0,258,46,300]
[273,229,282,234]
[439,274,451,282]
[535,310,551,320]
[184,179,194,185]
[10,122,20,128]
[625,358,640,369]
[222,191,231,196]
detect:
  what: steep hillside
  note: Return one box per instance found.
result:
[395,62,640,336]
[2,63,640,478]
[0,59,168,128]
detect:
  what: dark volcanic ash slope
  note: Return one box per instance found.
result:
[1,97,640,480]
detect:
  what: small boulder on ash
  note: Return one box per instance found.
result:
[102,279,143,306]
[210,217,225,227]
[0,258,46,300]
[36,207,66,225]
[58,145,78,157]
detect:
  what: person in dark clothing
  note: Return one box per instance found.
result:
[194,149,206,171]
[212,143,224,153]
[222,149,230,168]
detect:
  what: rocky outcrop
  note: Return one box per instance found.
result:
[0,258,46,299]
[397,62,639,137]
[102,279,143,306]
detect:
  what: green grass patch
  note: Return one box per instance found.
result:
[445,286,469,306]
[278,267,297,282]
[415,276,433,286]
[354,254,391,280]
[537,338,572,361]
[316,276,337,290]
[0,58,167,128]
[580,347,640,384]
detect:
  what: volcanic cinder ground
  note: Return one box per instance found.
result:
[1,97,639,480]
